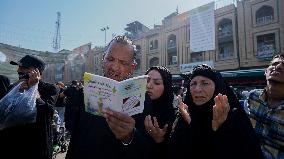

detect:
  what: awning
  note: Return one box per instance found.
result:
[220,69,265,78]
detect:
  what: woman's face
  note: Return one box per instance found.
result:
[189,76,215,106]
[146,70,165,100]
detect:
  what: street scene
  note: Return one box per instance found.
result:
[0,0,283,159]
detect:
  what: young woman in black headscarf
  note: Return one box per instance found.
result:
[169,64,264,159]
[144,66,177,159]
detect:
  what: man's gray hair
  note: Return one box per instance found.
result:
[104,35,137,62]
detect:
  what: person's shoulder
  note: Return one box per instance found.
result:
[248,89,264,99]
[0,74,9,80]
[39,81,59,94]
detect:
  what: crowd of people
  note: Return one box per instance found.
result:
[0,35,283,159]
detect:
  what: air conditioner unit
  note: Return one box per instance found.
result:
[172,56,177,64]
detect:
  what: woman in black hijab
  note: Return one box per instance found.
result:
[144,66,176,159]
[0,75,10,100]
[169,64,264,159]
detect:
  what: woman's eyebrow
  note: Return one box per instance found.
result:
[149,77,163,81]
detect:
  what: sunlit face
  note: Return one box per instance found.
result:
[189,76,215,106]
[146,70,164,100]
[265,57,284,83]
[102,42,135,82]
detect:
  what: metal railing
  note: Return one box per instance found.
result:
[256,15,274,25]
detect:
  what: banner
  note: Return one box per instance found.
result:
[190,2,215,52]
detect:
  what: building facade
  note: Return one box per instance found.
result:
[1,0,283,87]
[131,0,284,87]
[0,43,95,84]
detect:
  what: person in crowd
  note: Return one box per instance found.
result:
[172,85,183,109]
[60,80,84,134]
[144,66,176,159]
[0,74,10,99]
[245,53,284,159]
[55,81,66,126]
[0,55,59,159]
[66,35,154,159]
[169,64,264,159]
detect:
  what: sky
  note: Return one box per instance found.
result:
[0,0,213,52]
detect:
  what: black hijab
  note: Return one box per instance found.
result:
[145,66,176,130]
[170,65,264,159]
[184,64,242,117]
[0,75,10,100]
[173,64,248,159]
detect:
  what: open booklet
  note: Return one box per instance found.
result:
[83,72,148,116]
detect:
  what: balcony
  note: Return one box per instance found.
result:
[218,52,233,59]
[256,15,273,25]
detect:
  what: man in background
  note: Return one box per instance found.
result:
[246,53,284,159]
[0,55,59,159]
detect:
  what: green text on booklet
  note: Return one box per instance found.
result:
[83,72,148,116]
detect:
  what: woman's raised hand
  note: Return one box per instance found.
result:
[212,94,230,131]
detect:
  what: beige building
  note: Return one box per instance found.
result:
[0,43,95,84]
[1,0,283,86]
[237,0,284,68]
[131,0,284,85]
[92,46,105,76]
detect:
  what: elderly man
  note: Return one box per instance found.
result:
[66,36,153,159]
[246,53,284,159]
[0,55,59,159]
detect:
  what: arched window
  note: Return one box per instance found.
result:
[149,57,159,67]
[256,6,274,25]
[167,34,176,48]
[218,19,233,37]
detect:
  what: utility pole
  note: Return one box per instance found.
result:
[101,26,109,46]
[53,12,61,53]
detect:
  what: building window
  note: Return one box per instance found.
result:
[219,42,234,59]
[149,57,159,67]
[218,19,233,37]
[256,6,274,25]
[167,34,176,48]
[136,45,141,52]
[136,45,141,55]
[135,58,141,70]
[218,18,234,60]
[150,41,154,50]
[257,33,275,58]
[154,40,158,49]
[190,52,204,62]
[167,34,177,65]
